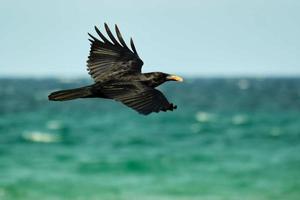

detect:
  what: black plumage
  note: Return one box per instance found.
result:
[48,23,183,115]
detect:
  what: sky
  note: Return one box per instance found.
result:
[0,0,300,77]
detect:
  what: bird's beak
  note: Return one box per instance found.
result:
[166,75,184,82]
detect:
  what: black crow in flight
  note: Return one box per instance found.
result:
[48,23,183,115]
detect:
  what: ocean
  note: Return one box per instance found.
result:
[0,78,299,200]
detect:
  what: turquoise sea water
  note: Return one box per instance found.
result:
[0,78,299,200]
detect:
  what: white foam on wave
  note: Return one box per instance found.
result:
[232,114,248,125]
[22,131,61,143]
[46,120,62,130]
[195,111,215,123]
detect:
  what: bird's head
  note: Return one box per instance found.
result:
[146,72,183,87]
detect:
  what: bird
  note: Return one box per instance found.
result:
[48,23,183,115]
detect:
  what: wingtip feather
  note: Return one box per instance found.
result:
[115,24,130,50]
[88,33,99,42]
[94,25,112,44]
[130,37,139,56]
[104,23,121,46]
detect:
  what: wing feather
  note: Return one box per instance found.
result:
[99,83,177,115]
[115,25,130,50]
[88,33,101,43]
[104,23,121,46]
[87,23,143,82]
[130,38,139,56]
[95,26,113,44]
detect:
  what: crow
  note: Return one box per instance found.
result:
[48,23,183,115]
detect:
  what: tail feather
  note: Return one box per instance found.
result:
[48,86,92,101]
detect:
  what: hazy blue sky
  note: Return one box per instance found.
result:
[1,0,300,77]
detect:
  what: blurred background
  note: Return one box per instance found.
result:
[0,1,300,200]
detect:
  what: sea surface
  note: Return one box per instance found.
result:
[0,78,299,200]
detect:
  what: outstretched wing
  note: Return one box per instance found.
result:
[87,23,143,82]
[98,82,177,115]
